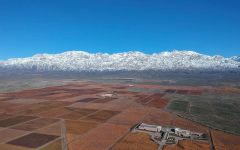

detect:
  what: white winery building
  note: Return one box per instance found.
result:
[138,123,162,132]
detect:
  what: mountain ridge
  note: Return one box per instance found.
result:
[0,50,239,72]
[231,56,240,62]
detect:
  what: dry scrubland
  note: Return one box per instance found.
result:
[0,80,239,149]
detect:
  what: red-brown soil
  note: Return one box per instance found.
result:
[136,95,152,104]
[116,91,139,95]
[68,123,129,150]
[11,118,59,131]
[102,99,135,111]
[66,120,99,135]
[0,113,13,121]
[36,121,63,136]
[0,128,28,143]
[134,94,150,99]
[0,81,239,150]
[59,111,87,120]
[65,107,98,115]
[40,138,62,150]
[19,101,71,115]
[7,133,58,148]
[146,98,169,109]
[163,139,210,150]
[0,97,15,101]
[188,90,203,95]
[108,107,149,127]
[111,132,158,150]
[0,116,37,127]
[92,98,116,103]
[2,85,105,100]
[211,130,240,150]
[136,93,167,108]
[76,97,99,102]
[82,110,120,123]
[37,107,72,118]
[68,102,109,110]
[2,104,33,115]
[111,86,129,89]
[176,90,189,95]
[0,143,33,150]
[143,108,173,125]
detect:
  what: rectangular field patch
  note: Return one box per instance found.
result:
[0,116,37,127]
[82,110,120,123]
[76,98,99,103]
[66,120,99,135]
[11,118,59,131]
[7,133,58,148]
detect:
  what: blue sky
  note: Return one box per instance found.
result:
[0,0,240,60]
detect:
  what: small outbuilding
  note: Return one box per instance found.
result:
[174,128,191,138]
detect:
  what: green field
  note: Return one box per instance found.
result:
[166,92,240,135]
[0,78,66,93]
[167,100,189,113]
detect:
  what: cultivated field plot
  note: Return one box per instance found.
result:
[68,123,129,150]
[128,87,164,93]
[0,113,13,120]
[82,110,120,123]
[92,97,117,103]
[58,108,98,120]
[37,107,73,118]
[66,120,99,135]
[111,132,158,150]
[11,118,59,131]
[163,139,210,150]
[0,80,240,150]
[211,130,240,150]
[0,78,65,93]
[146,97,169,109]
[108,107,149,127]
[40,139,62,150]
[0,117,65,150]
[0,116,37,127]
[0,128,28,143]
[7,133,58,148]
[2,84,105,101]
[166,92,240,135]
[76,97,99,102]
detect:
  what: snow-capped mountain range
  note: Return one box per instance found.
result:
[0,50,239,71]
[231,56,240,62]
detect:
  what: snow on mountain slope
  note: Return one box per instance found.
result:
[231,56,240,62]
[0,50,239,71]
